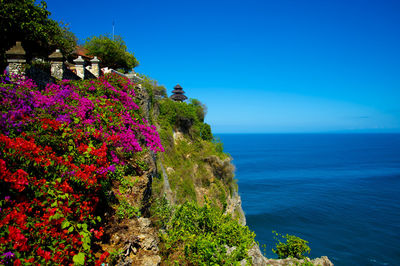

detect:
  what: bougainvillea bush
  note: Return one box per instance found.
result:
[0,73,163,265]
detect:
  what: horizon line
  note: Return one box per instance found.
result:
[214,132,400,134]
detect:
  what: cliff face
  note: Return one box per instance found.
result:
[156,131,247,224]
[100,83,249,264]
[100,149,161,265]
[105,80,333,265]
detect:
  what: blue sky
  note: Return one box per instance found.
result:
[46,0,400,133]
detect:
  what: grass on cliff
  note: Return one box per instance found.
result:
[149,96,236,208]
[156,132,235,208]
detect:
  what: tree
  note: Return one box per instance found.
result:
[84,34,139,72]
[0,0,77,70]
[190,98,207,122]
[200,123,213,141]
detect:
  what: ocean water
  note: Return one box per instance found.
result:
[217,134,400,266]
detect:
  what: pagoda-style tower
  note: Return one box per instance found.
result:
[170,84,188,102]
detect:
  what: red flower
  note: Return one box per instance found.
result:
[24,258,35,263]
[95,251,110,266]
[37,247,52,262]
[8,226,29,251]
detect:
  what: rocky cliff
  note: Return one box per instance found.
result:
[102,79,333,265]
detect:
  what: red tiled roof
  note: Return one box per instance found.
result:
[73,46,93,59]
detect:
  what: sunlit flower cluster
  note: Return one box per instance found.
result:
[0,72,163,264]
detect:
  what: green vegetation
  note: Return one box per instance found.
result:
[190,98,207,122]
[138,73,167,100]
[156,132,234,205]
[157,98,210,139]
[147,92,256,264]
[153,197,255,265]
[148,90,236,206]
[116,200,140,219]
[84,34,139,72]
[0,0,77,70]
[200,123,213,141]
[272,231,311,259]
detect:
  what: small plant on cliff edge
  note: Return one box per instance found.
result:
[272,231,310,259]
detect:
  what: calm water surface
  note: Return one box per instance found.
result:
[217,134,400,266]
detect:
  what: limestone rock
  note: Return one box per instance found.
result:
[248,243,269,265]
[138,217,151,228]
[134,234,159,251]
[244,242,334,266]
[166,167,174,174]
[311,256,334,266]
[263,256,334,266]
[140,255,161,266]
[225,192,246,225]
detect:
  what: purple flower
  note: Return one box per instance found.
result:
[110,151,120,164]
[107,165,116,173]
[2,251,14,259]
[76,97,94,119]
[56,114,71,124]
[96,167,108,175]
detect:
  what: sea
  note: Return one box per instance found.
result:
[217,133,400,266]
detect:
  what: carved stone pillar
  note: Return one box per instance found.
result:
[6,41,26,76]
[73,56,85,79]
[49,49,64,80]
[89,56,100,78]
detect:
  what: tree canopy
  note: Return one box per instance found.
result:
[84,35,139,72]
[0,0,77,70]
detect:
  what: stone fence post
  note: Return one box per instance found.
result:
[73,56,85,79]
[49,49,64,80]
[6,41,26,76]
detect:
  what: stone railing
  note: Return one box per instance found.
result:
[101,67,144,87]
[5,41,101,80]
[5,41,144,88]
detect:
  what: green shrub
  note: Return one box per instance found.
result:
[116,200,140,219]
[213,137,225,154]
[272,231,311,259]
[190,98,207,122]
[158,98,209,139]
[151,196,173,228]
[157,198,255,265]
[200,123,213,141]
